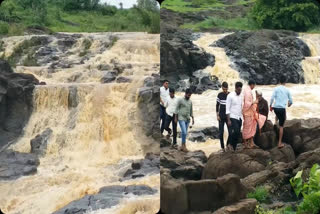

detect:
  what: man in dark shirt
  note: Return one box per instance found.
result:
[256,90,269,135]
[216,82,231,152]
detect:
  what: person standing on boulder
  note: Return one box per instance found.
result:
[242,80,259,149]
[226,82,243,151]
[255,90,269,135]
[164,88,179,147]
[160,80,169,137]
[270,75,293,149]
[216,82,231,152]
[175,88,194,152]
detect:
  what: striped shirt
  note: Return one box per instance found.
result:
[216,91,229,119]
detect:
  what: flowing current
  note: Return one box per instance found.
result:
[0,33,160,213]
[177,33,320,156]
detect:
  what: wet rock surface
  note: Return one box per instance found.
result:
[214,30,311,84]
[0,150,39,180]
[0,59,39,148]
[122,153,160,180]
[53,185,157,214]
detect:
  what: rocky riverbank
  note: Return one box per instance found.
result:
[160,118,320,214]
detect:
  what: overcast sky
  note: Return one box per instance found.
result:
[101,0,138,8]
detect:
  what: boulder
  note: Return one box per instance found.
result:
[116,76,132,83]
[30,128,53,156]
[160,26,215,91]
[283,118,320,155]
[202,150,269,179]
[100,71,117,83]
[161,174,248,214]
[212,199,258,214]
[0,59,39,148]
[161,147,207,180]
[0,150,40,180]
[122,153,159,180]
[53,185,157,214]
[215,30,310,84]
[269,144,295,163]
[188,131,206,142]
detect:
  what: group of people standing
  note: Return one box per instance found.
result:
[160,75,293,153]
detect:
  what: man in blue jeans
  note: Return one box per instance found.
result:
[270,75,293,148]
[175,88,194,152]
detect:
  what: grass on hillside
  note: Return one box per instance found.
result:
[161,0,255,13]
[181,16,259,31]
[0,5,160,36]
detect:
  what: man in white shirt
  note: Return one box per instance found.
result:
[160,80,169,136]
[226,81,243,151]
[164,88,178,147]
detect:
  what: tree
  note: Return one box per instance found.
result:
[251,0,320,31]
[119,2,123,10]
[137,0,159,12]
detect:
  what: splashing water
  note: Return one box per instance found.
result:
[0,33,160,214]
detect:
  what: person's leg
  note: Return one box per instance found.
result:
[178,120,187,145]
[164,114,172,135]
[226,120,232,149]
[219,119,225,149]
[278,109,286,148]
[160,105,166,134]
[232,118,241,151]
[172,114,177,145]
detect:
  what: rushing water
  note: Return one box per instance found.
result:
[175,33,320,155]
[0,33,160,214]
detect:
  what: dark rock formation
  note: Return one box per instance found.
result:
[30,128,53,156]
[0,150,39,180]
[283,118,320,155]
[53,185,157,214]
[0,59,39,148]
[214,30,311,84]
[213,199,258,214]
[136,74,160,140]
[161,147,207,180]
[160,25,216,93]
[122,153,159,180]
[187,126,220,142]
[161,174,248,214]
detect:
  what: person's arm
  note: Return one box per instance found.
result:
[270,89,275,111]
[191,102,194,125]
[216,96,220,121]
[288,90,293,107]
[226,94,232,126]
[174,99,180,123]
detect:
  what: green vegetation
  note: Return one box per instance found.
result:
[247,186,270,203]
[290,164,320,214]
[163,0,320,32]
[181,17,258,31]
[253,164,320,214]
[0,0,160,36]
[251,0,320,31]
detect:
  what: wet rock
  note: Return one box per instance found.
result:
[294,148,320,174]
[188,131,206,142]
[255,131,277,150]
[161,26,215,91]
[53,185,157,214]
[161,147,207,180]
[137,74,160,140]
[186,126,220,142]
[0,150,39,180]
[269,144,295,163]
[0,59,39,148]
[213,199,258,214]
[122,153,159,180]
[214,30,310,84]
[100,71,117,83]
[30,128,53,156]
[116,76,132,83]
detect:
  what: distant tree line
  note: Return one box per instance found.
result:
[251,0,320,31]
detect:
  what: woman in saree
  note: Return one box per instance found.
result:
[242,80,258,149]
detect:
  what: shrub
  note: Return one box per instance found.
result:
[248,186,270,203]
